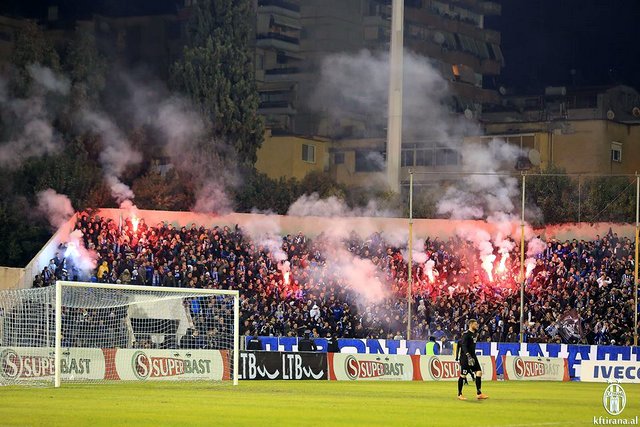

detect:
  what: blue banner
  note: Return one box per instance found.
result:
[245,336,640,378]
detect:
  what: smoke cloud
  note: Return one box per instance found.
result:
[242,212,287,262]
[0,65,70,167]
[36,188,97,274]
[437,139,523,220]
[36,189,74,229]
[79,110,142,204]
[288,193,396,218]
[121,77,238,214]
[311,49,469,142]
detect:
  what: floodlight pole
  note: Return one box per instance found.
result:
[407,171,414,340]
[634,173,639,346]
[386,0,404,193]
[519,173,526,344]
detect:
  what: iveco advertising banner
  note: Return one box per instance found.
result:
[580,360,640,383]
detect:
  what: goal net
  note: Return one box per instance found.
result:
[0,282,239,386]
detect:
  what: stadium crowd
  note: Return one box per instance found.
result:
[32,212,638,347]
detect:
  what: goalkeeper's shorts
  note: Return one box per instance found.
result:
[460,356,481,376]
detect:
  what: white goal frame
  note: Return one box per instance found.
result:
[54,281,240,387]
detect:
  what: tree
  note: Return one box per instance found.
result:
[234,168,298,214]
[581,176,636,223]
[526,166,579,225]
[299,171,346,199]
[9,21,61,97]
[15,138,105,209]
[170,0,263,165]
[65,28,106,108]
[131,170,194,211]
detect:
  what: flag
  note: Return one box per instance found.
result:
[558,309,583,342]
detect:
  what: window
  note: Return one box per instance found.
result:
[415,149,434,166]
[355,151,385,172]
[611,142,622,163]
[401,150,414,167]
[435,148,460,166]
[334,152,345,165]
[302,144,315,163]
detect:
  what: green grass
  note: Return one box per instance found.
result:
[1,381,638,426]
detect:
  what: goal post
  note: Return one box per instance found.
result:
[1,282,239,386]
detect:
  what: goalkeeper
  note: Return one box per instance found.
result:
[456,319,488,400]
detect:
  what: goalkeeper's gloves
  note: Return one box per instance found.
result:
[467,354,475,367]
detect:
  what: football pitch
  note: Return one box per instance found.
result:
[1,381,637,426]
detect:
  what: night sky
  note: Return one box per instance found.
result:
[490,0,640,92]
[2,0,640,92]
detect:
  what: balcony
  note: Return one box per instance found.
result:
[449,80,500,104]
[256,32,300,51]
[258,0,300,13]
[264,67,301,82]
[409,8,500,45]
[258,100,297,115]
[481,1,501,16]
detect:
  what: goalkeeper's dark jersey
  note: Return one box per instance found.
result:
[460,330,477,356]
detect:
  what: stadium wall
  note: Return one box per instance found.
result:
[0,267,24,290]
[91,208,638,241]
[247,336,640,380]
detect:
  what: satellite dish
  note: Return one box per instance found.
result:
[515,156,532,171]
[528,149,541,166]
[433,32,445,45]
[632,107,640,117]
[498,86,507,95]
[606,109,615,120]
[464,109,474,119]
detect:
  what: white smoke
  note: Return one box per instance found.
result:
[311,49,466,142]
[0,65,70,167]
[80,110,142,203]
[456,225,496,281]
[36,189,74,229]
[27,64,71,95]
[437,139,523,219]
[65,229,98,273]
[323,247,388,303]
[288,193,397,218]
[192,181,234,215]
[242,213,287,262]
[36,189,97,274]
[400,237,428,264]
[121,78,238,214]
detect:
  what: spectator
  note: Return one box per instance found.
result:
[35,213,637,346]
[246,334,263,351]
[298,330,317,351]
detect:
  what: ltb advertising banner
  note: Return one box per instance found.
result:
[239,351,327,380]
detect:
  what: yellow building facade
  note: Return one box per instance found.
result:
[482,119,640,175]
[255,130,330,180]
